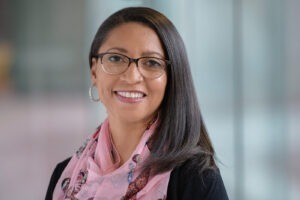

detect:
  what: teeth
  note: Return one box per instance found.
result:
[117,91,144,98]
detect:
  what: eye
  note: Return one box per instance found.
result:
[106,54,126,63]
[142,58,163,68]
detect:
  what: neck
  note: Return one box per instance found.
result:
[108,117,149,165]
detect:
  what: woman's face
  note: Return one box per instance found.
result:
[91,22,167,125]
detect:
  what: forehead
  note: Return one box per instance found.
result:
[99,22,164,55]
[107,22,156,37]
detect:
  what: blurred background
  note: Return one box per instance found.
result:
[0,0,299,199]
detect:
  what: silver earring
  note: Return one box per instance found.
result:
[89,85,100,102]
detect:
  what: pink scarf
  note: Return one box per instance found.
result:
[53,119,171,199]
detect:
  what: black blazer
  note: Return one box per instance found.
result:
[46,158,228,200]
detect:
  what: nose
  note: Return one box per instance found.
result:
[120,61,144,83]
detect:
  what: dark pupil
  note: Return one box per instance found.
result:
[109,55,122,62]
[147,59,161,67]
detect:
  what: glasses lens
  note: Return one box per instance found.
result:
[101,53,128,74]
[139,57,166,78]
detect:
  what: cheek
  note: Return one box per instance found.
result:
[98,85,110,100]
[153,78,167,101]
[95,75,111,102]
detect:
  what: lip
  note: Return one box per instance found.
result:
[114,90,147,103]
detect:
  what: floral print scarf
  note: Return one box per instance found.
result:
[53,118,171,199]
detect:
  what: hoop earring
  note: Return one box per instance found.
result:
[89,85,100,102]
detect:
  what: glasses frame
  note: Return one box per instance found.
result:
[93,52,170,79]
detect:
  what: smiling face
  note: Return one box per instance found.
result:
[91,22,167,125]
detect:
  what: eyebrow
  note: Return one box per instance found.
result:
[106,47,127,53]
[105,47,165,58]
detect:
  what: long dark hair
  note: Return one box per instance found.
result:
[89,7,216,175]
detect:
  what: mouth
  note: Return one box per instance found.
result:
[114,91,147,103]
[115,91,146,98]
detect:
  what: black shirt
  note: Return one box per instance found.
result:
[46,158,228,200]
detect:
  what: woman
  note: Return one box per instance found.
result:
[46,7,228,200]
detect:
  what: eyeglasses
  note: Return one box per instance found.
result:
[93,52,170,79]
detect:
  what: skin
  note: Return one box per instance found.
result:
[90,22,167,165]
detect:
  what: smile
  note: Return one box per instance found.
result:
[116,91,146,98]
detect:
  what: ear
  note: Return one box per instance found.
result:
[90,58,98,85]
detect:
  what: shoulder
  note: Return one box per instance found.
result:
[45,157,71,200]
[167,161,228,200]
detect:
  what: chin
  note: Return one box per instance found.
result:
[120,113,153,124]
